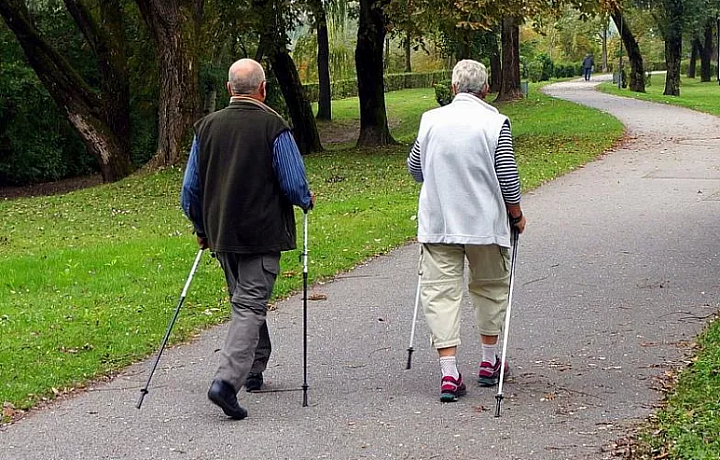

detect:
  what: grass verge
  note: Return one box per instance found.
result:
[0,84,623,419]
[598,74,720,117]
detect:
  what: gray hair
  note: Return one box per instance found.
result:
[452,60,488,94]
[228,59,265,95]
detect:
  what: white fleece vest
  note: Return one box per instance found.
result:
[416,93,511,248]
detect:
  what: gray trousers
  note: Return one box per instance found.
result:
[214,251,280,392]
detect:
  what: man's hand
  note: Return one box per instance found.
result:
[197,235,209,250]
[305,191,316,212]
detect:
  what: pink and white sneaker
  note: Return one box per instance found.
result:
[440,374,467,402]
[478,357,509,387]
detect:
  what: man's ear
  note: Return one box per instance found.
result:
[259,80,267,101]
[451,83,458,95]
[226,82,233,96]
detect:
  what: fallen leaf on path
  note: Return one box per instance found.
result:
[309,293,328,301]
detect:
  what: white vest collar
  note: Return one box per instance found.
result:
[452,92,499,114]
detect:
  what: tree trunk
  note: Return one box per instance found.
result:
[312,0,331,120]
[202,88,217,114]
[355,0,395,147]
[458,30,471,60]
[700,20,713,82]
[268,47,323,155]
[496,16,522,102]
[611,10,645,93]
[0,0,134,182]
[661,0,683,96]
[490,51,502,93]
[384,37,390,71]
[488,28,502,93]
[688,39,699,78]
[601,26,608,72]
[135,0,202,167]
[664,38,681,95]
[404,30,412,72]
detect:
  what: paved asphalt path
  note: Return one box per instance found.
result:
[2,77,720,460]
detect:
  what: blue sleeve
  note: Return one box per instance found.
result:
[273,130,312,210]
[180,136,206,235]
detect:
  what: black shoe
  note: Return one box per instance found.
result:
[245,372,264,392]
[208,379,247,420]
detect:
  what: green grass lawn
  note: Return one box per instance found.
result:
[637,323,720,459]
[598,74,720,117]
[0,84,623,419]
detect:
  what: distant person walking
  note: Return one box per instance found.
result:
[407,59,526,402]
[181,58,314,420]
[582,53,594,81]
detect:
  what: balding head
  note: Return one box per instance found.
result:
[227,59,266,100]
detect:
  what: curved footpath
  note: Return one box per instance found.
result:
[2,78,720,460]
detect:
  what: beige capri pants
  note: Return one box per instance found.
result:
[420,243,510,349]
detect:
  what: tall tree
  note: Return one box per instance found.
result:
[496,16,522,101]
[611,8,646,92]
[134,0,203,167]
[0,0,135,182]
[356,0,395,146]
[255,0,323,154]
[487,27,502,92]
[688,38,700,77]
[308,0,332,120]
[699,18,714,81]
[659,0,684,95]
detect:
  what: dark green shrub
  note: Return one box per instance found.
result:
[527,60,543,83]
[535,53,554,81]
[0,62,94,186]
[434,79,452,106]
[301,70,451,103]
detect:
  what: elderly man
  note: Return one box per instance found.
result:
[407,59,526,402]
[181,58,314,419]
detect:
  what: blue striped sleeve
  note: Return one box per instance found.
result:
[180,136,206,235]
[273,130,312,210]
[407,139,423,182]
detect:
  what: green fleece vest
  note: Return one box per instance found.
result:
[194,99,295,254]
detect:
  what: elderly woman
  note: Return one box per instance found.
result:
[407,59,526,402]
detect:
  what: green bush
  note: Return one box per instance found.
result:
[535,53,554,81]
[0,62,94,186]
[527,60,543,83]
[434,79,453,106]
[302,70,451,103]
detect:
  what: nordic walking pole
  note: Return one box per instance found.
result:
[495,229,519,418]
[406,269,422,370]
[302,210,309,407]
[136,249,204,409]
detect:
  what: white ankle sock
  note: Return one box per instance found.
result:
[482,344,498,365]
[439,356,459,379]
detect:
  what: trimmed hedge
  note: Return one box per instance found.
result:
[303,70,451,102]
[680,60,719,77]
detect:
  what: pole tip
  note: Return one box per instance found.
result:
[136,389,148,410]
[406,348,414,370]
[494,394,503,418]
